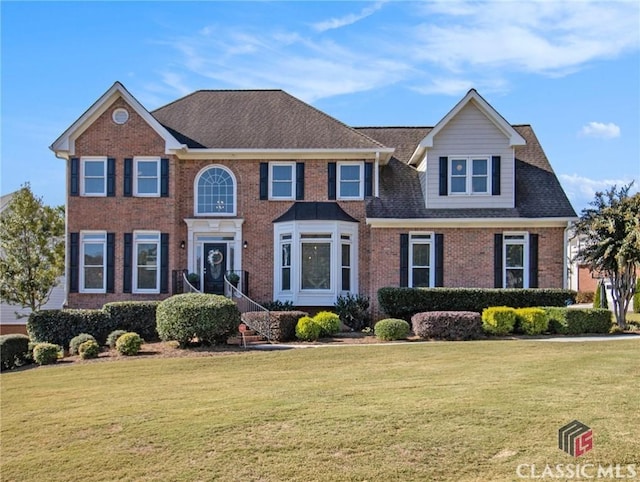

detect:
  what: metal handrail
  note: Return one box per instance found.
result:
[182,272,202,293]
[224,274,273,342]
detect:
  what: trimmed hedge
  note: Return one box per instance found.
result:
[544,307,612,335]
[295,316,321,341]
[314,311,341,337]
[242,311,308,342]
[514,308,549,335]
[374,318,410,341]
[0,334,31,371]
[412,311,482,341]
[156,293,241,346]
[378,288,575,320]
[482,307,517,336]
[102,301,160,341]
[28,309,114,347]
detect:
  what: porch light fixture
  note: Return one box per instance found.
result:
[243,240,248,249]
[180,240,185,250]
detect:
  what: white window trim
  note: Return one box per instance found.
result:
[409,232,435,288]
[79,231,107,293]
[337,161,364,200]
[194,164,237,217]
[81,156,107,197]
[132,231,161,294]
[134,157,161,197]
[448,156,491,196]
[503,231,529,289]
[269,162,295,200]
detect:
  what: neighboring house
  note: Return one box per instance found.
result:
[50,82,576,317]
[0,192,66,335]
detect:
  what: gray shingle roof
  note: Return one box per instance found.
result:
[152,90,385,150]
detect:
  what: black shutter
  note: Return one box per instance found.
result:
[529,233,539,288]
[259,163,268,200]
[296,162,305,200]
[123,233,132,293]
[492,156,501,196]
[69,232,79,293]
[123,158,133,197]
[435,233,444,287]
[328,162,337,200]
[70,158,79,196]
[364,162,373,197]
[160,158,169,197]
[400,234,409,287]
[494,233,503,288]
[439,157,448,196]
[107,158,116,197]
[106,233,115,293]
[160,233,169,293]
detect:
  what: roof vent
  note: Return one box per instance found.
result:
[112,108,129,125]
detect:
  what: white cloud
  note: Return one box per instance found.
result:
[312,2,386,33]
[579,122,621,139]
[558,174,637,211]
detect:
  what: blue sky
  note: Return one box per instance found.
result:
[2,1,639,213]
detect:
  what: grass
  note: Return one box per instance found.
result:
[2,340,639,481]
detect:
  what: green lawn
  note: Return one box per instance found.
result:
[2,340,639,481]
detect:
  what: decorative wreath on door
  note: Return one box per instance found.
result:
[208,249,223,266]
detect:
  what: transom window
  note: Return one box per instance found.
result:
[80,232,106,292]
[195,166,236,215]
[134,232,160,293]
[270,163,295,200]
[503,233,528,288]
[81,157,107,196]
[135,157,160,196]
[338,162,363,199]
[409,233,434,288]
[450,157,490,195]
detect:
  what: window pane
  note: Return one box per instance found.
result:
[412,244,430,267]
[451,159,466,175]
[137,267,157,290]
[472,177,487,193]
[340,181,360,197]
[138,161,158,177]
[197,167,234,213]
[85,178,105,194]
[450,177,465,193]
[84,243,104,266]
[340,165,360,181]
[472,159,487,175]
[412,268,430,288]
[272,165,292,181]
[272,182,292,197]
[506,244,524,268]
[138,243,157,266]
[282,268,291,291]
[341,244,350,266]
[138,178,158,194]
[282,244,291,267]
[301,243,330,290]
[342,268,351,291]
[84,267,104,289]
[85,161,104,176]
[506,269,524,288]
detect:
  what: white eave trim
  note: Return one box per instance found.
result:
[174,147,395,162]
[50,81,185,159]
[366,217,578,229]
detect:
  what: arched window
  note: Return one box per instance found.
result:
[195,166,236,215]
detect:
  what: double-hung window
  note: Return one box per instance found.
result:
[338,162,363,199]
[450,157,490,195]
[134,157,160,196]
[503,233,528,288]
[270,163,295,200]
[133,232,160,293]
[81,157,107,196]
[80,232,106,292]
[409,233,434,288]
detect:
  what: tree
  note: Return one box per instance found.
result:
[573,184,640,329]
[0,185,65,315]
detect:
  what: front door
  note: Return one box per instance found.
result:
[203,243,227,294]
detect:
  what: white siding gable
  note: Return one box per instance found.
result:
[424,101,515,209]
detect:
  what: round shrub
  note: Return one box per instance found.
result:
[0,334,31,371]
[106,329,128,349]
[69,333,97,356]
[156,293,241,347]
[115,332,143,356]
[313,311,340,337]
[78,339,100,359]
[515,308,549,335]
[295,316,321,341]
[374,318,410,341]
[482,307,516,336]
[33,343,61,365]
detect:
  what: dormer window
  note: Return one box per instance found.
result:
[450,157,490,195]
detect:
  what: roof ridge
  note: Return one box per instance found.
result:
[355,126,433,129]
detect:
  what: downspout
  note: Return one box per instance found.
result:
[55,152,70,308]
[374,151,380,198]
[563,221,572,290]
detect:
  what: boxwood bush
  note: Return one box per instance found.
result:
[0,334,31,371]
[412,311,482,341]
[69,333,97,356]
[378,287,575,320]
[374,318,410,341]
[106,330,128,349]
[28,309,114,347]
[156,293,241,347]
[102,301,160,341]
[32,343,61,365]
[115,332,143,356]
[482,307,517,335]
[78,339,100,359]
[514,308,549,335]
[545,307,612,335]
[242,311,308,342]
[295,316,321,341]
[313,311,341,337]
